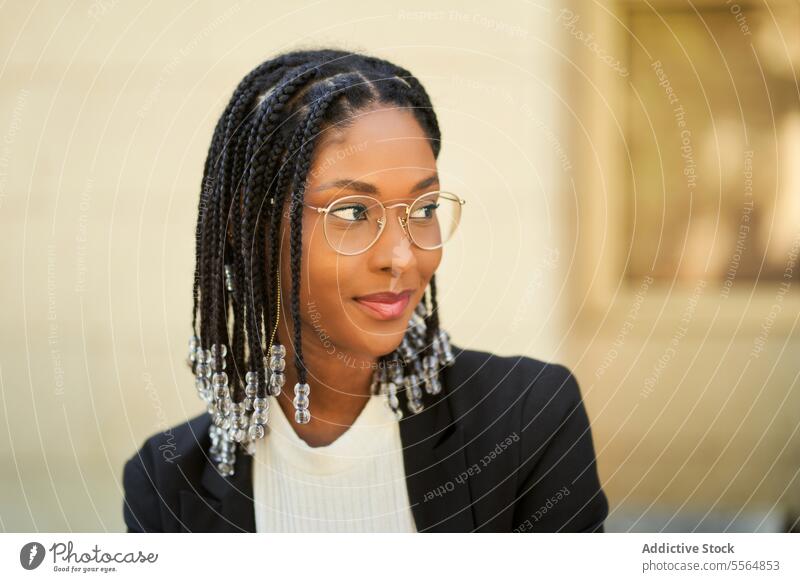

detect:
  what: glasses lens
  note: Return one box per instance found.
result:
[323,195,385,255]
[407,191,462,249]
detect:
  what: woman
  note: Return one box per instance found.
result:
[122,48,609,533]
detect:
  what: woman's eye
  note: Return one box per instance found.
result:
[410,202,438,220]
[330,204,368,221]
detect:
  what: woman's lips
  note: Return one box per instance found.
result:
[353,290,412,321]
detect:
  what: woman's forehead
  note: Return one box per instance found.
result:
[307,111,436,199]
[314,108,432,163]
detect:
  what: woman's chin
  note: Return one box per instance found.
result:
[356,330,406,360]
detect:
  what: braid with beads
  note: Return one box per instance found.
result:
[192,48,445,414]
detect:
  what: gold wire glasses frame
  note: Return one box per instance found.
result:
[300,190,466,256]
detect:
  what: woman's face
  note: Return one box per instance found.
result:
[275,105,442,363]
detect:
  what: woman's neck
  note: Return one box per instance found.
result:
[271,327,377,447]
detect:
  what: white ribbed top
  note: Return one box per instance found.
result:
[251,394,417,532]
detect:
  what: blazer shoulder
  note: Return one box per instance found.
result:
[442,343,608,532]
[126,411,212,470]
[445,342,583,439]
[447,341,577,410]
[121,411,211,532]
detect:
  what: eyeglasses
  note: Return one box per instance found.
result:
[301,190,466,256]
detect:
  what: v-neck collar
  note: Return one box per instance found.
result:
[179,343,476,532]
[254,394,399,476]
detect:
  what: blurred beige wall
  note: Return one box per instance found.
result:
[0,0,568,530]
[561,0,799,530]
[2,0,797,534]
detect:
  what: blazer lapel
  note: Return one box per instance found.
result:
[179,443,257,533]
[398,356,477,532]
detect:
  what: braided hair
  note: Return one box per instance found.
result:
[192,48,443,403]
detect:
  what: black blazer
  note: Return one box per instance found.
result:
[122,343,609,532]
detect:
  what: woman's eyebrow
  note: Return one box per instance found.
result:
[311,173,439,195]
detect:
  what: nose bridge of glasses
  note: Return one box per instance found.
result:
[382,201,409,217]
[375,202,410,241]
[385,201,411,225]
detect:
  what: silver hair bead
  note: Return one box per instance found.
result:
[406,374,424,414]
[252,409,268,425]
[266,343,287,398]
[211,343,227,359]
[214,385,229,401]
[209,343,227,370]
[212,371,228,388]
[224,264,235,293]
[248,424,265,440]
[439,329,455,365]
[187,335,200,369]
[268,371,284,396]
[293,382,311,424]
[245,370,259,400]
[268,354,285,372]
[222,396,233,414]
[429,375,442,396]
[196,348,210,365]
[385,381,401,417]
[195,362,210,379]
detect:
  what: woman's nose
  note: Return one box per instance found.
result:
[377,207,410,244]
[371,209,416,268]
[391,212,414,247]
